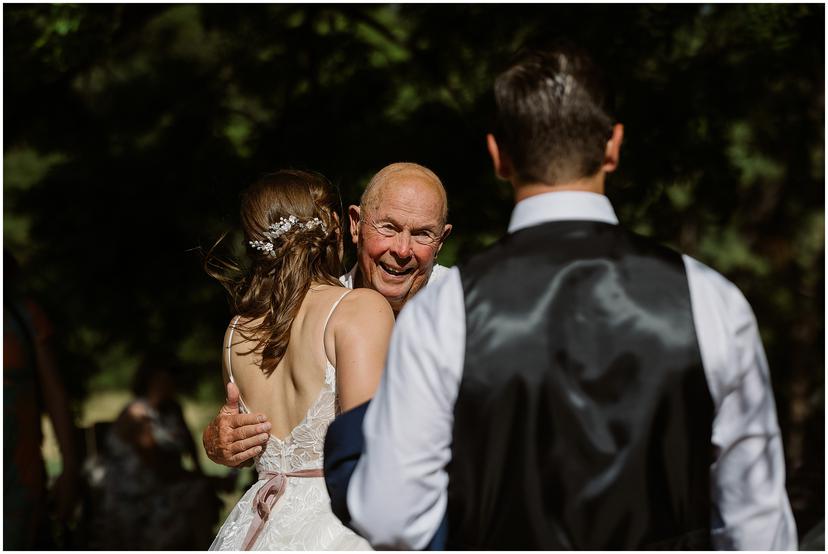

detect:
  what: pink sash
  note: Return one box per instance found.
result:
[241,468,325,550]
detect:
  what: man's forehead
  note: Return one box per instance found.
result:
[376,171,439,198]
[368,178,444,226]
[370,203,442,227]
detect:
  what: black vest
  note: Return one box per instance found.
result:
[446,220,713,550]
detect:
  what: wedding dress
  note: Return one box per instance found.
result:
[210,291,371,551]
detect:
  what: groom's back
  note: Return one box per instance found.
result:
[448,220,713,549]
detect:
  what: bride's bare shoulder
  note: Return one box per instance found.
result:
[222,314,262,346]
[326,288,393,332]
[340,288,392,314]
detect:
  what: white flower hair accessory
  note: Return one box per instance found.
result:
[249,215,326,257]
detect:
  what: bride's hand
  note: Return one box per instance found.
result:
[202,382,271,468]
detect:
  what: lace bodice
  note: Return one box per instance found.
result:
[238,361,337,474]
[224,290,348,476]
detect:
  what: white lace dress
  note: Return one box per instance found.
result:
[210,300,371,551]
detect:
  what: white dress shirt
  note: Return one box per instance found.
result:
[347,191,797,550]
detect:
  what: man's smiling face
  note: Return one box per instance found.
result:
[349,169,451,314]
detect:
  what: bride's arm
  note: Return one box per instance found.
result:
[328,289,395,412]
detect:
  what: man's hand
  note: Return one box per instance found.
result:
[203,382,271,468]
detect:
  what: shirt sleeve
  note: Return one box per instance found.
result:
[347,267,465,549]
[684,255,797,550]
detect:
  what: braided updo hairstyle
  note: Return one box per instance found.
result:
[207,170,343,374]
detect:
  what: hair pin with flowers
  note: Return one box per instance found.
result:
[249,215,326,257]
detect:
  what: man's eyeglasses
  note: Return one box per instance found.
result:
[365,220,441,246]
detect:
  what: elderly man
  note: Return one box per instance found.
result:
[202,162,452,468]
[343,162,453,314]
[331,46,796,549]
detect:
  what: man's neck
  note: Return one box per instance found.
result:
[513,174,605,203]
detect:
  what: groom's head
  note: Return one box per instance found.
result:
[487,45,623,189]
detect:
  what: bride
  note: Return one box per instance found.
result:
[208,170,393,550]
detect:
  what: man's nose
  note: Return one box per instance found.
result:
[390,230,413,258]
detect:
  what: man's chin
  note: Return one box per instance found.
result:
[379,280,432,309]
[365,267,429,307]
[375,283,412,305]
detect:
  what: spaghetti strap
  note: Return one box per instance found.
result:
[225,315,242,385]
[323,289,353,336]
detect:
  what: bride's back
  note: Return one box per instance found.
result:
[224,284,348,440]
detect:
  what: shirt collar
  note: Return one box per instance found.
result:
[339,265,357,288]
[507,191,619,234]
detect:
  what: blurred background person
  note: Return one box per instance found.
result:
[4,250,80,549]
[84,357,224,549]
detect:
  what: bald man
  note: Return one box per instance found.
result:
[343,163,453,315]
[203,163,453,468]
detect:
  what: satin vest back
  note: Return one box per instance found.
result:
[447,220,713,549]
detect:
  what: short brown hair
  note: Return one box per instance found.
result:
[494,46,614,185]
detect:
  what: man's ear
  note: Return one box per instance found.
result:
[347,205,361,246]
[487,134,513,180]
[435,223,453,256]
[602,124,624,174]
